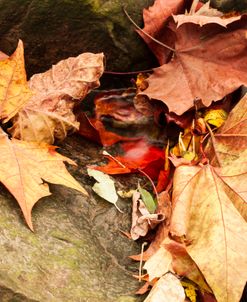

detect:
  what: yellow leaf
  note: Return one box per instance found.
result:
[204,108,228,128]
[0,128,87,230]
[0,40,32,121]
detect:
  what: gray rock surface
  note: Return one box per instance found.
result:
[0,135,144,302]
[0,0,154,77]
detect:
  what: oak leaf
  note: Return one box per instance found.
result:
[9,52,104,143]
[0,40,32,121]
[170,164,247,302]
[0,128,87,230]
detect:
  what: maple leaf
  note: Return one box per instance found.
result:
[170,164,247,302]
[9,52,104,143]
[206,93,247,166]
[140,17,247,115]
[174,1,241,27]
[0,40,32,121]
[0,127,87,230]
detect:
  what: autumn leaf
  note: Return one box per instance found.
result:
[143,273,185,302]
[206,93,247,166]
[137,0,185,65]
[77,113,138,146]
[0,127,87,230]
[170,164,247,302]
[140,17,247,115]
[92,139,166,180]
[0,40,32,121]
[174,1,241,27]
[94,88,144,123]
[87,168,122,212]
[130,190,164,240]
[9,52,104,144]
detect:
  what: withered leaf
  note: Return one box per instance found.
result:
[174,1,241,27]
[144,273,185,302]
[141,19,247,115]
[0,127,87,230]
[0,40,32,121]
[206,93,247,166]
[170,164,247,302]
[137,0,185,65]
[9,52,104,143]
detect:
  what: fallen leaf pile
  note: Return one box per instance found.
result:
[0,0,246,301]
[0,40,104,230]
[81,1,247,301]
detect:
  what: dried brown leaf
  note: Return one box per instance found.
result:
[137,0,185,64]
[141,20,247,115]
[9,52,104,143]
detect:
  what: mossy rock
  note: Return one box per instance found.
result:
[0,135,144,302]
[0,0,154,78]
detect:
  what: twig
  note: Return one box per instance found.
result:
[139,242,148,282]
[123,7,176,53]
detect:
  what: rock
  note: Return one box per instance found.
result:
[0,0,155,78]
[204,0,247,12]
[0,135,144,302]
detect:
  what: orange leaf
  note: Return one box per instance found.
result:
[0,128,87,230]
[0,40,32,121]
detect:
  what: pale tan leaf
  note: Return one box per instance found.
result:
[174,1,241,27]
[143,246,172,281]
[144,273,185,302]
[170,164,247,302]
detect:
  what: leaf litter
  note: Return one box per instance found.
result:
[0,0,246,301]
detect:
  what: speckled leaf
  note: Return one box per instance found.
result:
[9,52,104,144]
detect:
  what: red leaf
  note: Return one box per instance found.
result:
[92,139,166,180]
[77,113,137,146]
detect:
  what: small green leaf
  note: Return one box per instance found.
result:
[138,183,156,214]
[87,168,123,213]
